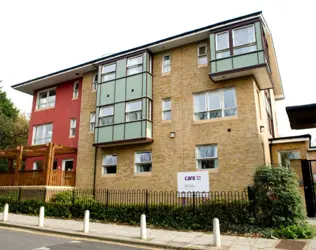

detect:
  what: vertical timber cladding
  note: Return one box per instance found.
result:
[95,51,153,144]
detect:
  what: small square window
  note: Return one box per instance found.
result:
[196,145,218,170]
[197,44,208,65]
[162,99,171,120]
[135,152,152,173]
[92,74,98,91]
[90,112,96,132]
[162,55,171,73]
[103,155,117,174]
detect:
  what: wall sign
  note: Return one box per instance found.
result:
[177,171,210,193]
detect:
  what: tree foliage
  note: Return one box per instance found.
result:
[0,90,29,149]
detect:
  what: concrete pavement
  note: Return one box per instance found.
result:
[0,212,314,249]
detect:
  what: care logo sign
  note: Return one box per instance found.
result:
[177,171,210,193]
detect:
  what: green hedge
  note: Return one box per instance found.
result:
[0,197,252,233]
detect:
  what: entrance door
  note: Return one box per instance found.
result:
[301,160,316,217]
[62,159,74,171]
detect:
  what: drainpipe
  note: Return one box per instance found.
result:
[93,147,97,196]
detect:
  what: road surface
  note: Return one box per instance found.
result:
[0,227,162,250]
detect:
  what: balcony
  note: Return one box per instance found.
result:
[209,21,274,91]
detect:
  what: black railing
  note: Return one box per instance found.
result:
[0,187,250,210]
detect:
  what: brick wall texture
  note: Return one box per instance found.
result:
[76,41,278,192]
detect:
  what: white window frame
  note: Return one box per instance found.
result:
[125,100,142,122]
[89,112,96,132]
[193,88,237,120]
[278,150,301,168]
[127,55,143,76]
[73,81,79,99]
[215,31,229,51]
[232,24,256,48]
[101,63,116,82]
[196,145,218,170]
[32,123,53,145]
[162,99,171,120]
[92,73,98,91]
[135,152,152,173]
[99,106,114,126]
[162,55,171,73]
[69,119,76,137]
[36,87,56,110]
[62,159,74,171]
[197,44,208,65]
[102,155,117,175]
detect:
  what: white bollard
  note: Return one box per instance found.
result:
[3,203,9,222]
[213,218,221,247]
[83,210,90,233]
[38,206,45,227]
[140,214,147,240]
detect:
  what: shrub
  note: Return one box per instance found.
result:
[272,223,316,239]
[51,190,96,206]
[252,165,305,227]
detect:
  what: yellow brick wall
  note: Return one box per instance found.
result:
[77,41,274,192]
[76,71,97,189]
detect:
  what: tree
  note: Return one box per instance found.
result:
[0,90,29,149]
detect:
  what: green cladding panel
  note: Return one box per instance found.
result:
[146,122,152,138]
[98,126,113,142]
[115,78,126,102]
[113,124,124,141]
[126,74,142,100]
[114,103,125,124]
[255,22,263,50]
[216,59,233,72]
[147,74,152,99]
[125,122,142,139]
[100,81,115,105]
[116,59,127,78]
[210,34,216,61]
[233,53,259,69]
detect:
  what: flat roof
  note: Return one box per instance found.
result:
[286,103,316,129]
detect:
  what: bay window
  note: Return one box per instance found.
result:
[127,55,143,75]
[135,152,152,173]
[196,145,218,169]
[126,100,142,122]
[33,123,53,145]
[99,106,114,126]
[194,88,237,120]
[37,89,56,109]
[215,24,257,58]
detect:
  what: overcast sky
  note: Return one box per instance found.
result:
[0,0,315,141]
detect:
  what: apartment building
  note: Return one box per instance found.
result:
[12,11,284,191]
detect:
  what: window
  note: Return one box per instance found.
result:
[215,24,257,58]
[194,88,237,120]
[215,31,230,59]
[196,145,218,169]
[279,151,300,168]
[127,55,143,75]
[102,155,117,174]
[99,106,114,126]
[37,89,56,109]
[33,161,43,171]
[90,112,96,132]
[101,63,116,82]
[197,44,208,65]
[92,74,98,91]
[62,159,74,171]
[233,25,256,55]
[126,100,142,122]
[162,55,170,73]
[73,81,79,99]
[162,99,171,120]
[135,152,152,173]
[69,119,76,137]
[33,123,53,145]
